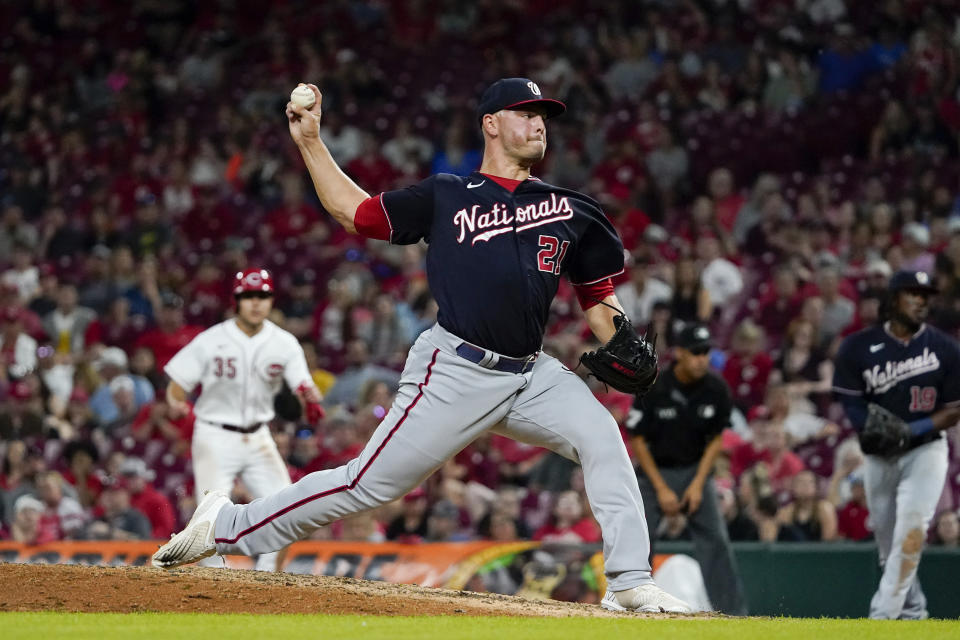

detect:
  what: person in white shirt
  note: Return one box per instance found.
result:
[614,257,673,326]
[696,236,743,308]
[0,309,37,378]
[164,268,325,571]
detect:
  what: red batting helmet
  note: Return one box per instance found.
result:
[233,268,275,296]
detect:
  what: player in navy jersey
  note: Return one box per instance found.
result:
[153,78,692,614]
[833,270,960,619]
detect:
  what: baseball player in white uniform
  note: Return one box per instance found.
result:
[164,268,325,571]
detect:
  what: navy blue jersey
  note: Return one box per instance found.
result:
[833,324,960,423]
[380,172,624,357]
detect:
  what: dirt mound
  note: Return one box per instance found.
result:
[0,564,667,617]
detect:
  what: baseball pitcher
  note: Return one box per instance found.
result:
[154,78,690,613]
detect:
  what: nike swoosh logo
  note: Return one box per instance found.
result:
[870,343,884,353]
[466,181,485,189]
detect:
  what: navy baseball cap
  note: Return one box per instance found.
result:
[677,324,713,352]
[476,78,566,122]
[888,270,938,294]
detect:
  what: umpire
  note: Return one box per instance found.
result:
[627,324,748,615]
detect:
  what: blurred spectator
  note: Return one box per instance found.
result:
[84,297,145,353]
[431,122,481,177]
[2,446,48,517]
[132,399,194,456]
[646,124,689,203]
[817,25,872,93]
[755,266,804,346]
[278,274,318,340]
[121,457,176,540]
[2,243,39,302]
[382,118,433,176]
[0,376,45,439]
[763,48,816,113]
[773,318,834,408]
[134,293,203,370]
[362,294,415,367]
[9,494,45,544]
[931,510,959,547]
[27,266,59,317]
[718,486,759,542]
[306,413,363,472]
[263,173,324,243]
[814,265,855,343]
[61,441,103,510]
[0,308,38,378]
[0,205,38,255]
[386,487,429,543]
[730,416,805,493]
[765,384,840,446]
[486,511,520,541]
[777,470,838,542]
[77,246,123,314]
[835,476,871,542]
[870,100,913,161]
[532,490,600,543]
[615,256,672,326]
[317,111,364,166]
[34,470,87,540]
[707,168,745,234]
[900,223,935,275]
[324,339,401,409]
[347,134,400,195]
[336,512,387,543]
[89,347,155,427]
[695,238,740,312]
[130,346,164,391]
[84,481,152,541]
[425,499,472,542]
[722,320,773,413]
[42,284,96,355]
[476,485,532,540]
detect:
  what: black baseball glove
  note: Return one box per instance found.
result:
[859,403,911,457]
[580,314,659,395]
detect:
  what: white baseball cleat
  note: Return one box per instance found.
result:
[601,584,693,614]
[152,490,231,569]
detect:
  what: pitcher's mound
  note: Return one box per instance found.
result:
[0,564,660,617]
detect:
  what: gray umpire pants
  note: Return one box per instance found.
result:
[212,323,654,591]
[637,465,748,615]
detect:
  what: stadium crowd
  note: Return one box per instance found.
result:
[2,0,960,551]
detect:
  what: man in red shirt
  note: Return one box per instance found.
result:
[120,457,176,540]
[837,477,871,541]
[135,293,202,370]
[730,410,806,493]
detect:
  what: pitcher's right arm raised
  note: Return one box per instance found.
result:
[287,84,368,233]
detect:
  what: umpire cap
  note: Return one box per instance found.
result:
[676,324,713,353]
[476,78,566,121]
[888,270,937,295]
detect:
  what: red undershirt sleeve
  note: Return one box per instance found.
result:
[353,194,392,241]
[573,278,614,311]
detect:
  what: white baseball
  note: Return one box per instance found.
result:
[290,85,316,109]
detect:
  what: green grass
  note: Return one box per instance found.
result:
[3,613,959,640]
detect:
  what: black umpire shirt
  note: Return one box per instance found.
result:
[625,364,733,468]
